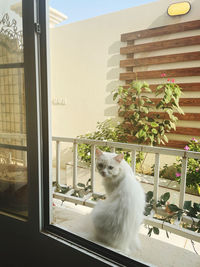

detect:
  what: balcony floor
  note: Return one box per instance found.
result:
[52,200,200,267]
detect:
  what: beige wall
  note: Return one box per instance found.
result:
[50,0,200,144]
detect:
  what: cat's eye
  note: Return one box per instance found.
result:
[98,163,103,168]
[108,166,114,170]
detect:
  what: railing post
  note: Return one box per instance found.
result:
[56,140,61,185]
[153,153,160,205]
[91,144,96,193]
[131,150,136,174]
[73,141,78,189]
[111,147,115,153]
[179,155,188,209]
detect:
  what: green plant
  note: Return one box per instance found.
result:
[77,119,122,164]
[71,178,92,198]
[77,118,146,171]
[145,190,200,237]
[174,138,200,194]
[113,77,184,146]
[53,181,71,194]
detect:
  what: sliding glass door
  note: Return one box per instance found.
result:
[0,0,28,218]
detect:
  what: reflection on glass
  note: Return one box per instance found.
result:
[0,148,27,217]
[0,68,26,147]
[0,0,27,218]
[0,1,23,64]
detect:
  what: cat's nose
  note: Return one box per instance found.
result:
[101,171,106,177]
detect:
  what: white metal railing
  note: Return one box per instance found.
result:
[52,136,200,242]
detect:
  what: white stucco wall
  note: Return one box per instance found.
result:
[50,0,200,143]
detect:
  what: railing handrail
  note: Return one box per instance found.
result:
[52,136,200,159]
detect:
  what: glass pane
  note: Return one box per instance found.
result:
[0,148,27,217]
[0,0,27,218]
[0,1,23,64]
[0,68,26,146]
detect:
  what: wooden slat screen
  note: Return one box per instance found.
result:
[121,20,200,41]
[120,36,200,54]
[119,20,200,149]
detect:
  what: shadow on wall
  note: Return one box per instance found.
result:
[52,143,74,169]
[105,41,124,117]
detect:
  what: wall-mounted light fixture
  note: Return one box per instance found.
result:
[167,2,191,16]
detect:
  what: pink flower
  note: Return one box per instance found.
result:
[196,168,199,172]
[161,73,166,77]
[191,138,197,142]
[171,79,175,83]
[176,172,181,177]
[167,78,170,82]
[184,145,190,151]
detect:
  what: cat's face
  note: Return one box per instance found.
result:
[95,149,124,180]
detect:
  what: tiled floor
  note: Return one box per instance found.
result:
[52,166,200,266]
[52,200,200,267]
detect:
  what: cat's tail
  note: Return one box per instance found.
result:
[73,212,96,241]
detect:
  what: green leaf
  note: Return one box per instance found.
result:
[151,128,158,134]
[193,203,200,212]
[161,192,170,203]
[144,205,153,216]
[78,189,85,198]
[139,99,145,106]
[170,122,176,130]
[146,191,153,202]
[153,227,160,235]
[86,178,91,186]
[129,104,135,110]
[163,135,168,143]
[151,122,159,128]
[141,106,149,113]
[77,183,86,188]
[166,231,169,238]
[113,92,118,101]
[177,210,183,220]
[156,85,164,90]
[168,204,180,212]
[87,185,92,190]
[148,228,153,237]
[144,87,151,93]
[183,200,192,211]
[138,129,146,138]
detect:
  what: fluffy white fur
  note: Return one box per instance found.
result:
[91,149,145,254]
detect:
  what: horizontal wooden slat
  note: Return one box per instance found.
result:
[120,35,200,55]
[120,51,200,68]
[171,127,200,136]
[120,111,200,121]
[119,97,200,106]
[123,83,200,92]
[151,98,200,106]
[121,120,200,136]
[121,20,200,42]
[120,67,200,80]
[126,135,188,149]
[161,140,188,149]
[148,112,200,121]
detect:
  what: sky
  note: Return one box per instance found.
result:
[49,0,157,25]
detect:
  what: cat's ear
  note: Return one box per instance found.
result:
[96,148,103,157]
[114,153,124,163]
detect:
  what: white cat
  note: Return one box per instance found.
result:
[91,148,145,254]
